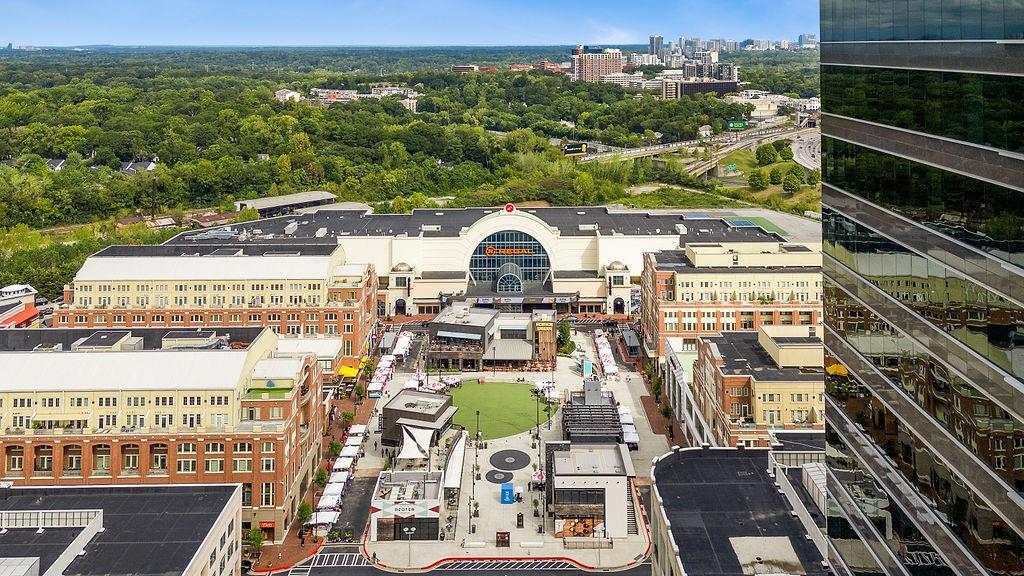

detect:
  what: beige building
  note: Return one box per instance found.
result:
[54,244,378,368]
[690,325,824,447]
[641,240,823,360]
[571,48,624,83]
[0,327,323,544]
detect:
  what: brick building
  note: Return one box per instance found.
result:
[0,326,323,544]
[54,243,377,367]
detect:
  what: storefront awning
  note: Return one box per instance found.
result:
[397,425,434,460]
[486,339,534,361]
[443,431,467,490]
[338,365,360,378]
[436,330,481,341]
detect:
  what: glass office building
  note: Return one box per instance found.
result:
[821,2,1024,574]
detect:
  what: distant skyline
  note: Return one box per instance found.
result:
[1,0,819,47]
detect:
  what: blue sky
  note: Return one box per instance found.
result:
[1,0,818,46]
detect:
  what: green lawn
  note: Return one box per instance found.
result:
[450,381,548,440]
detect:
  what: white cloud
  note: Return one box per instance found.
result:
[585,22,639,45]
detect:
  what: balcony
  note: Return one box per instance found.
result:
[32,469,54,478]
[149,467,169,476]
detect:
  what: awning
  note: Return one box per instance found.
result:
[339,446,360,458]
[397,425,434,460]
[620,413,634,425]
[329,471,350,484]
[349,424,368,436]
[332,457,354,471]
[622,329,640,348]
[344,436,362,447]
[486,339,534,361]
[337,365,360,378]
[0,305,37,327]
[443,431,467,490]
[437,330,481,341]
[623,431,641,444]
[380,332,397,350]
[306,511,340,525]
[317,493,341,510]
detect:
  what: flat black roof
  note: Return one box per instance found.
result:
[653,448,827,576]
[562,401,622,443]
[0,327,267,352]
[775,336,822,345]
[76,330,132,347]
[0,484,237,576]
[707,331,823,382]
[164,329,218,339]
[163,207,787,243]
[772,431,826,452]
[92,243,338,257]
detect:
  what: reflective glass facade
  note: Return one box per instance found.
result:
[823,2,1024,573]
[822,66,1024,154]
[469,230,551,283]
[823,137,1024,267]
[822,0,1024,41]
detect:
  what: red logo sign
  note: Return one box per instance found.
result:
[504,203,515,213]
[258,521,275,528]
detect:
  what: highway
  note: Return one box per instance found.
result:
[791,131,821,170]
[577,126,813,165]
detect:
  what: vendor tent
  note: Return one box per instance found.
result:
[332,457,354,471]
[339,446,360,459]
[322,483,345,497]
[316,493,341,510]
[329,471,350,485]
[306,511,340,525]
[344,436,363,447]
[349,424,368,436]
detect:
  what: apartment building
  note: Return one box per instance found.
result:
[640,241,822,361]
[0,326,323,544]
[571,48,623,82]
[822,1,1024,573]
[689,325,824,447]
[54,244,377,365]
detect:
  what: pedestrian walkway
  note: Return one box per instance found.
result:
[308,552,373,567]
[435,560,578,571]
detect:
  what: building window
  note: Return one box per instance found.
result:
[233,458,253,472]
[177,459,197,473]
[205,459,225,473]
[261,483,275,506]
[261,458,275,472]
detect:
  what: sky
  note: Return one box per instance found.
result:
[1,0,819,47]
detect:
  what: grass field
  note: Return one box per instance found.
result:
[450,381,546,440]
[718,148,821,216]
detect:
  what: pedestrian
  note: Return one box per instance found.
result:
[299,529,305,547]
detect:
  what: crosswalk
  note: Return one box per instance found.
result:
[434,560,578,571]
[289,552,372,573]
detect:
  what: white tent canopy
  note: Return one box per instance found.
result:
[397,425,433,460]
[316,493,341,510]
[620,413,635,425]
[339,446,360,458]
[322,483,345,497]
[306,511,340,525]
[329,471,350,484]
[332,457,354,471]
[349,424,368,436]
[345,435,363,447]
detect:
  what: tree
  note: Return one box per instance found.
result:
[779,145,794,160]
[329,439,342,458]
[769,167,783,185]
[297,501,313,527]
[353,385,365,402]
[783,174,802,193]
[755,144,780,166]
[247,526,265,555]
[232,208,259,223]
[341,411,355,426]
[315,467,329,487]
[747,170,768,191]
[807,168,821,185]
[660,404,673,419]
[557,321,570,346]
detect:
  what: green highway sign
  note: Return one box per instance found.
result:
[727,119,748,130]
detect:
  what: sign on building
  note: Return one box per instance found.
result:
[562,142,588,156]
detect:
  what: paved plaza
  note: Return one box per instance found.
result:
[351,330,667,571]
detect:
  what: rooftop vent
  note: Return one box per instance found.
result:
[421,224,441,232]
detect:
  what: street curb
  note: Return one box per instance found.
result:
[249,537,324,575]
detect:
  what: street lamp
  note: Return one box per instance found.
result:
[402,526,417,566]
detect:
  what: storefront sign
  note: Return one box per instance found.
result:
[484,245,534,256]
[258,521,275,529]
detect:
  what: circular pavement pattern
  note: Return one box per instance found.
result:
[485,470,514,484]
[489,449,531,471]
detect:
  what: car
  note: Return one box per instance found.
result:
[561,315,578,322]
[34,296,49,306]
[241,560,253,573]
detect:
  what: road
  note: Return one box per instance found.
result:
[578,126,811,164]
[682,127,819,177]
[286,553,652,576]
[791,132,821,171]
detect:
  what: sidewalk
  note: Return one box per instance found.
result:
[253,386,379,572]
